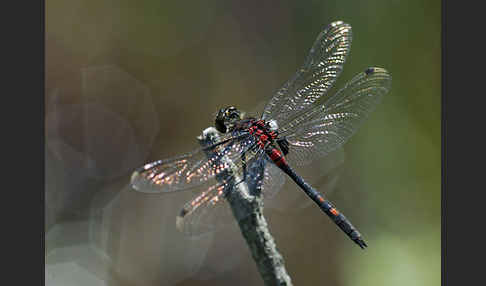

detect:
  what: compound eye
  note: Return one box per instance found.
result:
[217,108,226,117]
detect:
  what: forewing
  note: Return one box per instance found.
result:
[261,21,352,126]
[281,67,392,166]
[130,132,256,193]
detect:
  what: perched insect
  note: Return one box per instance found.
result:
[131,21,391,249]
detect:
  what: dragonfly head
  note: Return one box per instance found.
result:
[215,106,243,133]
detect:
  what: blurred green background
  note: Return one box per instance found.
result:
[46,0,440,285]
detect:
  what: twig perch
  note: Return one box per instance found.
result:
[198,127,293,286]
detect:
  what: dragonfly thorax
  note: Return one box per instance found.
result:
[248,119,280,149]
[247,119,290,155]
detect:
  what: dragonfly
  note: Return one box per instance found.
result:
[131,21,391,249]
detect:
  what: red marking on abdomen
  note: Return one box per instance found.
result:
[330,208,339,216]
[268,148,287,167]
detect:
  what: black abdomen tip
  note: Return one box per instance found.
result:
[365,67,375,75]
[356,238,367,249]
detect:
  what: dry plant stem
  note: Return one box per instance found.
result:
[198,127,293,286]
[226,182,293,286]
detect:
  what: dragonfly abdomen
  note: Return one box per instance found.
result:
[267,148,287,167]
[275,161,368,249]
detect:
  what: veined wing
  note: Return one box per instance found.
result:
[261,21,352,126]
[260,158,286,199]
[175,148,267,235]
[175,179,234,235]
[280,67,392,166]
[131,132,257,193]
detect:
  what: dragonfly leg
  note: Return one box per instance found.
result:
[241,151,248,179]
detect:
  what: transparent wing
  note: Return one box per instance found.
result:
[175,149,268,235]
[173,150,289,235]
[130,132,257,193]
[260,161,286,199]
[175,179,234,235]
[261,21,352,126]
[241,153,286,199]
[280,67,392,166]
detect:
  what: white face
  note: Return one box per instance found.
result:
[268,119,278,132]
